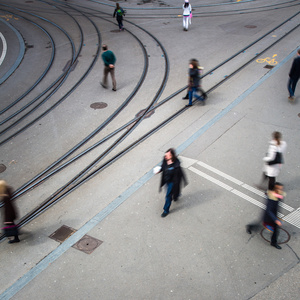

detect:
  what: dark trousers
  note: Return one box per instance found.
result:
[271,223,279,245]
[260,173,275,190]
[287,77,299,97]
[116,17,123,30]
[102,66,116,90]
[163,182,173,214]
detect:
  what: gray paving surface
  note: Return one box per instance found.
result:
[0,0,300,299]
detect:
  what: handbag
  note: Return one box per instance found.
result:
[268,152,283,165]
[2,225,18,237]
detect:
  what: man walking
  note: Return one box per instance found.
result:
[288,49,300,101]
[101,44,117,91]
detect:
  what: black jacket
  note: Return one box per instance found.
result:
[159,158,187,200]
[289,56,300,80]
[263,191,280,226]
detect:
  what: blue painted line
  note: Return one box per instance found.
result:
[0,19,25,85]
[0,48,298,300]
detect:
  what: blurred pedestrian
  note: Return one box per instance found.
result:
[246,182,285,250]
[257,132,287,191]
[113,3,125,31]
[287,49,300,101]
[0,180,20,243]
[156,148,187,218]
[182,58,207,101]
[182,0,192,31]
[101,44,117,91]
[186,59,207,107]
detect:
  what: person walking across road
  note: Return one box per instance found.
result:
[246,182,285,250]
[113,3,125,31]
[101,44,117,91]
[287,49,300,101]
[185,59,207,107]
[257,132,287,191]
[182,0,192,31]
[155,148,187,218]
[0,180,20,244]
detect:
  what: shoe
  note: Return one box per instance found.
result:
[112,88,117,91]
[185,104,192,107]
[288,96,295,101]
[9,239,20,244]
[161,212,168,218]
[271,243,282,249]
[246,225,252,234]
[182,96,189,100]
[101,83,107,89]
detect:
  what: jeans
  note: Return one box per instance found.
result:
[188,87,204,105]
[163,182,173,214]
[287,77,298,97]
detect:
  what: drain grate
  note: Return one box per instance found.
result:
[49,225,76,243]
[0,164,6,173]
[90,102,107,109]
[264,65,274,69]
[72,235,103,254]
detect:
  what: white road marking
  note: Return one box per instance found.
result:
[187,161,299,229]
[0,32,7,66]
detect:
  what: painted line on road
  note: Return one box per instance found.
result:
[0,32,7,65]
[188,165,299,228]
[196,160,294,212]
[1,46,299,300]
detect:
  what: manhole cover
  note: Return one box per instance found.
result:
[135,109,155,119]
[90,102,107,109]
[49,225,76,243]
[264,65,274,69]
[260,227,290,244]
[0,164,6,173]
[245,25,257,29]
[72,235,103,254]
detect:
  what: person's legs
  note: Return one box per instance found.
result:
[102,66,109,88]
[163,182,173,215]
[268,176,276,191]
[109,68,117,91]
[188,87,196,105]
[271,224,281,249]
[287,77,295,97]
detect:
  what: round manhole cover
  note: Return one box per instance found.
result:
[135,109,155,119]
[90,102,107,109]
[261,227,290,244]
[0,164,6,173]
[245,25,257,29]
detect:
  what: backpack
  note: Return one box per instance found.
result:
[117,8,125,17]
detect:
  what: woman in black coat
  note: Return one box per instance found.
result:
[159,149,187,217]
[1,180,20,243]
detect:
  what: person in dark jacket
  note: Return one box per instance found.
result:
[185,59,207,107]
[113,3,125,31]
[101,44,117,91]
[288,49,300,101]
[158,148,187,218]
[246,182,284,250]
[0,180,20,243]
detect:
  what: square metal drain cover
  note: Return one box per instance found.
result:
[72,235,103,254]
[49,225,76,243]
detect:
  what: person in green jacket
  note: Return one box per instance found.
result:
[101,44,117,91]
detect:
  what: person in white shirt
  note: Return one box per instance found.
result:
[182,0,192,31]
